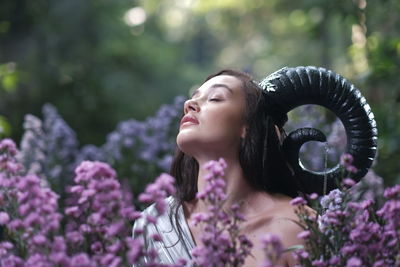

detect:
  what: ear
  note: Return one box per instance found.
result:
[240,125,247,139]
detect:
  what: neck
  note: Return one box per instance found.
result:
[184,154,290,219]
[193,155,260,212]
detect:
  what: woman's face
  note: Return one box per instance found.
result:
[177,75,247,159]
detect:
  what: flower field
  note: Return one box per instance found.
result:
[0,99,399,266]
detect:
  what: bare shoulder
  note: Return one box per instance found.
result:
[267,199,309,267]
[243,196,310,267]
[246,195,310,245]
[268,200,304,246]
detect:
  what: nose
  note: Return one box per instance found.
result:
[184,99,200,114]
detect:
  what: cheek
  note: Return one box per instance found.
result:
[207,109,245,138]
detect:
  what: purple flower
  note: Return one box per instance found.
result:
[346,165,358,174]
[63,161,139,265]
[0,167,63,257]
[74,161,116,183]
[52,236,67,253]
[26,254,52,266]
[126,238,143,264]
[90,241,103,254]
[65,206,80,217]
[339,153,359,174]
[150,233,162,242]
[329,256,340,265]
[190,158,253,267]
[320,189,343,210]
[19,105,79,198]
[383,184,400,199]
[340,153,354,167]
[0,212,10,225]
[49,252,70,266]
[311,259,327,267]
[343,178,356,187]
[191,213,210,226]
[372,260,386,267]
[346,257,362,267]
[93,95,185,197]
[171,258,188,267]
[70,253,95,267]
[138,173,176,217]
[341,244,358,255]
[0,254,24,267]
[297,169,400,266]
[297,230,311,240]
[290,196,307,206]
[0,139,18,156]
[105,222,124,237]
[261,233,284,266]
[0,138,23,175]
[145,214,157,224]
[77,145,105,163]
[66,231,84,244]
[32,235,47,246]
[4,97,400,266]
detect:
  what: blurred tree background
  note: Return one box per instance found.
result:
[0,0,399,184]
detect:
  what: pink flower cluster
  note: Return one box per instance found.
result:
[190,158,253,267]
[340,153,358,174]
[138,173,176,216]
[290,182,400,266]
[0,138,178,266]
[260,233,284,267]
[133,173,179,266]
[64,160,141,266]
[0,139,63,265]
[0,138,22,176]
[2,136,399,267]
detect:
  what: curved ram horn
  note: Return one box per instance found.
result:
[259,66,378,195]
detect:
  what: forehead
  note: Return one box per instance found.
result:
[193,75,243,96]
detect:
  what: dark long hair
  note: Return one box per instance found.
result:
[168,70,303,236]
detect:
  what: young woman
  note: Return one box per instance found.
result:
[175,70,303,266]
[133,67,378,266]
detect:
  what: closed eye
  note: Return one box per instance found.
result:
[209,98,222,102]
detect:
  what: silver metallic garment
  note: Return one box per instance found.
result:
[132,196,195,266]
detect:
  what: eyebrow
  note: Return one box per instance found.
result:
[191,83,234,97]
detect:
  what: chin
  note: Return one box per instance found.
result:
[176,133,198,156]
[177,135,230,159]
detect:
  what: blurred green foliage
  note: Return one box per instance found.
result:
[0,0,399,184]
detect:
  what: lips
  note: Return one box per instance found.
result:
[180,114,199,127]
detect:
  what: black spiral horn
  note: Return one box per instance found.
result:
[259,66,378,195]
